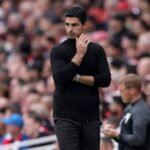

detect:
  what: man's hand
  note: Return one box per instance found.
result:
[72,33,90,66]
[76,33,90,56]
[102,128,119,138]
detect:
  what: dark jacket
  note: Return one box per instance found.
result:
[50,38,111,121]
[118,99,150,150]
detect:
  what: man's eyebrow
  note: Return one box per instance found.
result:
[65,22,78,25]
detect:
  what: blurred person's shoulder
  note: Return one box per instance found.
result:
[88,41,106,54]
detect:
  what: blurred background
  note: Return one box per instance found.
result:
[0,0,149,149]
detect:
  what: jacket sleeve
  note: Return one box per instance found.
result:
[93,45,111,87]
[50,46,79,85]
[119,108,150,146]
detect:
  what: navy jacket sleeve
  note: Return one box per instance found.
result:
[50,46,79,85]
[93,45,111,87]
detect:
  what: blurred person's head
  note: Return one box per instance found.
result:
[18,66,30,82]
[29,103,49,119]
[118,74,142,103]
[41,95,53,112]
[109,96,125,120]
[7,13,22,30]
[9,83,22,102]
[64,6,87,39]
[19,1,33,19]
[139,0,150,12]
[108,14,125,35]
[1,0,13,16]
[34,80,46,94]
[121,32,137,50]
[137,32,150,55]
[5,102,21,117]
[104,0,119,16]
[1,113,24,138]
[33,0,51,18]
[24,112,42,138]
[141,11,150,26]
[27,68,40,83]
[131,19,148,36]
[106,41,124,59]
[24,16,37,34]
[137,57,150,79]
[109,59,127,81]
[22,92,41,113]
[39,18,53,32]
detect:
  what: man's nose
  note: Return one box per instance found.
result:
[68,25,73,31]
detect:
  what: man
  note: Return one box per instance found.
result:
[0,113,28,144]
[103,74,150,150]
[50,6,111,150]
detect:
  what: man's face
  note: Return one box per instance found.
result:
[118,84,132,103]
[65,17,84,39]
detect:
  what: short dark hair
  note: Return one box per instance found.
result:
[64,6,87,24]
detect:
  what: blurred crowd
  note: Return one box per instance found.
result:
[0,0,149,149]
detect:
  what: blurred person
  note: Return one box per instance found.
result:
[0,113,28,144]
[108,14,129,45]
[106,41,124,59]
[18,0,33,20]
[137,57,150,79]
[121,32,137,51]
[7,13,23,32]
[139,0,150,12]
[5,102,21,117]
[137,32,150,56]
[40,94,53,114]
[28,103,54,134]
[103,74,150,150]
[21,92,41,114]
[1,0,14,17]
[23,112,49,139]
[9,83,22,102]
[104,0,119,17]
[121,32,138,68]
[24,16,37,36]
[131,19,148,36]
[50,6,111,150]
[141,10,150,26]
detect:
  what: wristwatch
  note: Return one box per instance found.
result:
[75,74,80,82]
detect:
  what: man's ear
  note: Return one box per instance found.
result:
[83,21,88,31]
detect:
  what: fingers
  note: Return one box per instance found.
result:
[78,33,90,46]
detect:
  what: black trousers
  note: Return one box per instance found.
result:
[54,119,101,150]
